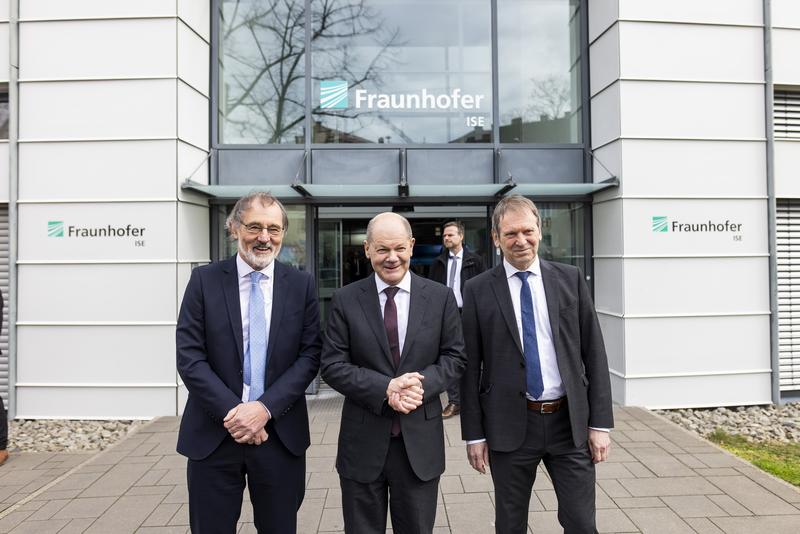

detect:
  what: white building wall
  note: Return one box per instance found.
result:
[772,0,800,199]
[15,2,210,418]
[590,0,772,408]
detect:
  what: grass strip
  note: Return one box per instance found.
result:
[707,429,800,487]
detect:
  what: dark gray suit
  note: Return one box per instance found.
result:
[322,272,466,533]
[461,261,613,533]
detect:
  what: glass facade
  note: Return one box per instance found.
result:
[218,0,306,144]
[498,0,581,143]
[311,0,492,144]
[216,0,582,146]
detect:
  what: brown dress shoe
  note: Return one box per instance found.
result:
[0,450,8,466]
[442,403,460,418]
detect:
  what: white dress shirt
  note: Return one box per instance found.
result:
[446,247,464,308]
[375,271,411,355]
[503,257,565,401]
[466,257,607,444]
[236,254,275,403]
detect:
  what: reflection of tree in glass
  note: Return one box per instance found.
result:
[502,75,571,124]
[220,0,398,144]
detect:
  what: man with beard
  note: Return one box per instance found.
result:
[427,220,485,418]
[177,192,321,533]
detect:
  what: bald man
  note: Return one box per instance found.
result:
[321,212,466,534]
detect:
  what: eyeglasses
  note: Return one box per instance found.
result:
[241,223,284,236]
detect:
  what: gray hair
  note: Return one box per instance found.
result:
[366,212,413,243]
[491,195,541,234]
[225,191,289,237]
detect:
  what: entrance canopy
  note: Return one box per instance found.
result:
[182,177,618,204]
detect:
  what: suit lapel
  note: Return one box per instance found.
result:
[539,260,561,354]
[267,261,287,364]
[490,265,523,354]
[357,276,393,365]
[399,273,428,363]
[221,256,245,365]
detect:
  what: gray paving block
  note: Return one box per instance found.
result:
[527,510,561,534]
[142,502,182,527]
[597,479,632,498]
[52,497,116,520]
[297,498,324,533]
[626,448,695,477]
[614,496,665,509]
[625,506,694,533]
[318,507,344,532]
[167,503,189,526]
[0,511,34,533]
[439,475,464,494]
[306,472,340,490]
[710,515,800,534]
[135,527,189,533]
[53,517,95,534]
[707,475,797,515]
[596,508,638,533]
[619,476,721,497]
[734,466,800,504]
[621,462,656,478]
[661,495,727,518]
[6,518,70,534]
[460,474,494,493]
[324,487,341,508]
[446,501,495,534]
[27,499,71,521]
[443,492,493,505]
[683,517,725,534]
[534,490,558,511]
[79,462,152,498]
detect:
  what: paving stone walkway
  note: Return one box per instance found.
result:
[1,394,799,533]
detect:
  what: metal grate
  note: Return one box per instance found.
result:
[775,89,800,139]
[776,200,800,391]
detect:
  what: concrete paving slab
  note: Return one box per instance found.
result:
[0,400,798,533]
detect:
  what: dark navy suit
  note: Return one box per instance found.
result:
[177,256,321,533]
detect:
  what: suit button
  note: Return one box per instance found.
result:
[239,369,243,375]
[520,362,525,368]
[519,392,524,397]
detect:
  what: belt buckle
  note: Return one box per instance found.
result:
[540,401,556,414]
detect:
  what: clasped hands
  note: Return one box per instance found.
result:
[386,372,425,414]
[223,401,270,445]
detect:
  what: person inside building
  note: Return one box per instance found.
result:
[176,192,322,533]
[321,212,466,533]
[460,195,613,533]
[427,220,485,418]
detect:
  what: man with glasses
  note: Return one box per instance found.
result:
[177,192,321,533]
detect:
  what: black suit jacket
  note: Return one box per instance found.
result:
[176,257,322,460]
[321,273,466,483]
[460,260,613,450]
[428,247,485,299]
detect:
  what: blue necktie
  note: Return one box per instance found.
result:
[246,271,268,401]
[515,271,544,399]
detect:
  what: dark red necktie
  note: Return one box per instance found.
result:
[383,286,401,435]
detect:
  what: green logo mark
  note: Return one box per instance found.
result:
[48,221,64,237]
[652,216,668,233]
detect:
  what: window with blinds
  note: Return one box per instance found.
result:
[777,200,800,391]
[775,88,800,139]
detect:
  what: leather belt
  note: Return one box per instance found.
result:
[527,397,565,414]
